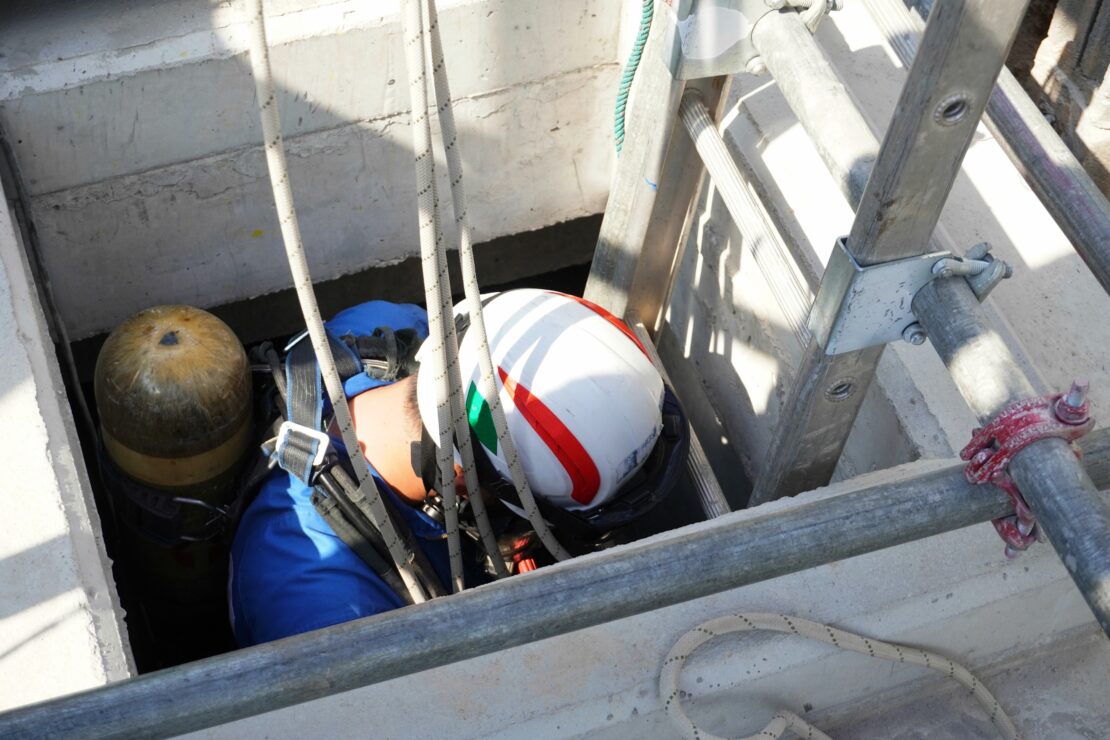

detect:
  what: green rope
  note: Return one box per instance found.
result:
[614,0,654,154]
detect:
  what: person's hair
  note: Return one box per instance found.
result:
[404,368,423,438]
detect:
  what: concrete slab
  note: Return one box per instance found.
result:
[831,628,1110,739]
[0,180,132,712]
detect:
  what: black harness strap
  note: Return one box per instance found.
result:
[275,334,362,483]
[416,423,598,547]
[326,465,447,598]
[311,488,411,602]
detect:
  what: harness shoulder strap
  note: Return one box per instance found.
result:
[311,487,407,600]
[327,465,448,599]
[274,333,361,483]
[263,323,446,598]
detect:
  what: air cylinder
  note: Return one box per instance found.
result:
[94,305,251,663]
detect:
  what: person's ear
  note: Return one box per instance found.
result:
[453,464,467,498]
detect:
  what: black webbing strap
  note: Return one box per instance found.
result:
[311,488,405,593]
[327,465,447,598]
[267,309,519,587]
[265,326,444,598]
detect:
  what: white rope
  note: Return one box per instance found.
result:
[399,0,466,592]
[244,0,427,604]
[420,0,572,563]
[660,612,1020,740]
[416,0,507,577]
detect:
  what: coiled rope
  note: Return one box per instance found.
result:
[244,0,427,603]
[660,612,1020,740]
[614,0,654,153]
[418,0,571,563]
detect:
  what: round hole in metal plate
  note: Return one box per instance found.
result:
[826,378,856,402]
[935,94,970,126]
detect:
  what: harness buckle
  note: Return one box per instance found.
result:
[276,420,331,469]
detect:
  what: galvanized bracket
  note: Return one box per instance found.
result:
[668,1,841,80]
[813,237,951,355]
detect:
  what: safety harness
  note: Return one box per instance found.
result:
[256,325,447,601]
[255,302,693,595]
[96,441,242,547]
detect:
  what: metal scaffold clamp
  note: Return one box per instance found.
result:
[930,242,1013,302]
[961,380,1095,558]
[668,0,843,80]
[815,240,1014,355]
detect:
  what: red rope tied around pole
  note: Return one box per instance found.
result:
[961,380,1094,557]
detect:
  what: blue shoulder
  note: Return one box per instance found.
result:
[229,470,406,646]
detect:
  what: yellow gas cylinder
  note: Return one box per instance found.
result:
[94,305,252,609]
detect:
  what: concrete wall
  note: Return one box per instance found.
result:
[0,179,133,711]
[0,0,624,340]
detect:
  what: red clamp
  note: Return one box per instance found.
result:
[960,380,1094,558]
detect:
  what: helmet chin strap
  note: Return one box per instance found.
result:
[412,421,501,499]
[411,423,442,497]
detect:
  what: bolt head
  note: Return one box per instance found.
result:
[966,241,991,261]
[745,56,767,76]
[902,323,927,345]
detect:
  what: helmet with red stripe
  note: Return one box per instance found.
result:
[416,289,687,519]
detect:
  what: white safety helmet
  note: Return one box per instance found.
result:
[416,289,666,512]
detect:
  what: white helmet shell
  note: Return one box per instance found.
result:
[416,289,665,511]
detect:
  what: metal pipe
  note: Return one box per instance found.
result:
[862,0,1110,295]
[913,277,1110,636]
[679,90,813,348]
[751,11,880,208]
[5,432,1110,738]
[633,323,731,518]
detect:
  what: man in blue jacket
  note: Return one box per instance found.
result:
[229,289,685,646]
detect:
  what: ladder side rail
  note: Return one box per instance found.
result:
[863,0,1110,295]
[583,0,690,318]
[582,1,728,332]
[623,76,727,334]
[749,2,1030,504]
